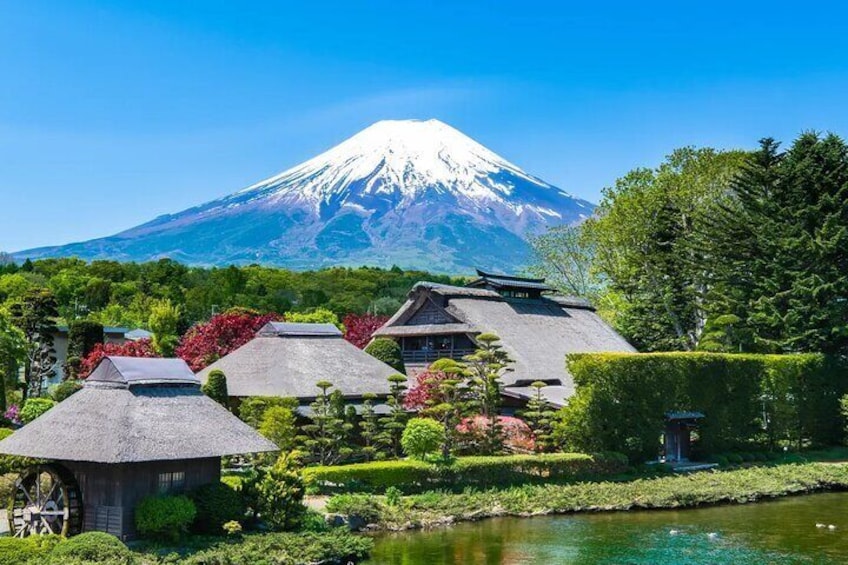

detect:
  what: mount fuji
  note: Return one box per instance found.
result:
[16,119,594,273]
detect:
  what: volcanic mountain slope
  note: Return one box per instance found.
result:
[17,119,594,273]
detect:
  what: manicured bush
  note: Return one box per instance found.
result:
[244,457,305,531]
[135,495,197,541]
[177,530,373,565]
[50,379,82,402]
[325,493,382,523]
[0,535,61,565]
[258,405,297,451]
[303,452,628,494]
[189,481,245,534]
[20,398,56,424]
[202,369,229,408]
[238,396,298,428]
[49,531,130,561]
[364,338,405,372]
[556,352,848,461]
[401,418,444,460]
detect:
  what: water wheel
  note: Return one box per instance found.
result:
[10,464,82,537]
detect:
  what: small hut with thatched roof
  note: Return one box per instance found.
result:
[0,356,277,540]
[196,322,398,413]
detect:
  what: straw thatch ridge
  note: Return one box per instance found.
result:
[0,356,277,463]
[197,333,397,400]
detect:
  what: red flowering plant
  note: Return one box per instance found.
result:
[79,338,158,378]
[342,313,389,349]
[456,415,536,454]
[176,309,281,371]
[404,369,454,410]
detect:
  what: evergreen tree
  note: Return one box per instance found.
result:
[298,381,353,465]
[462,333,511,455]
[0,313,26,411]
[377,374,408,458]
[148,299,182,356]
[201,369,229,408]
[66,320,103,380]
[9,289,59,399]
[520,381,556,452]
[359,393,381,461]
[699,134,848,355]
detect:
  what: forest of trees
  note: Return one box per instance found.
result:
[0,260,461,332]
[530,132,848,356]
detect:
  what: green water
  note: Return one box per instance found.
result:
[366,492,848,564]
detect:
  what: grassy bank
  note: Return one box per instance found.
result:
[325,462,848,530]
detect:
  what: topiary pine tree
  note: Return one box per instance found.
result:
[9,289,59,400]
[298,381,354,465]
[201,369,229,409]
[520,381,556,452]
[462,333,511,455]
[359,393,381,461]
[377,373,408,458]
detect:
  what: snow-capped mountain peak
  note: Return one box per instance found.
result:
[16,119,594,273]
[236,119,566,211]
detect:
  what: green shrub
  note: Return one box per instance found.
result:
[556,352,848,461]
[259,405,297,451]
[189,481,245,534]
[728,453,744,464]
[325,493,382,523]
[177,530,372,565]
[50,380,82,402]
[303,452,629,494]
[300,508,330,532]
[0,535,61,565]
[401,418,444,460]
[50,531,130,561]
[244,456,305,531]
[135,495,196,541]
[239,396,298,428]
[202,369,229,408]
[20,398,56,424]
[364,338,405,372]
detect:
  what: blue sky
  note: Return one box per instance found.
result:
[2,1,848,251]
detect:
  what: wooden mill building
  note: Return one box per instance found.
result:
[374,270,636,407]
[0,356,276,539]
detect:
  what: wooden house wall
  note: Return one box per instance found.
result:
[64,457,220,540]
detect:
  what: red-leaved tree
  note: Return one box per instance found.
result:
[342,313,389,349]
[404,370,453,410]
[457,415,535,454]
[176,310,281,371]
[80,338,158,378]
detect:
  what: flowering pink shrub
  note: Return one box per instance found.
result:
[456,415,536,453]
[4,404,20,425]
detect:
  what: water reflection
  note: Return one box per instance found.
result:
[367,492,848,564]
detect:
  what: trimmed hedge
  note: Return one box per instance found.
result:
[557,352,848,461]
[303,452,628,494]
[49,532,130,561]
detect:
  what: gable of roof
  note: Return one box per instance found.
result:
[197,334,398,399]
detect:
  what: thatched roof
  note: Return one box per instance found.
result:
[0,357,277,463]
[375,282,636,406]
[197,324,397,400]
[257,322,342,337]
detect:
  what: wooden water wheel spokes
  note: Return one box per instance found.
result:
[10,464,82,537]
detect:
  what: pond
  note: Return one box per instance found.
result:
[366,492,848,564]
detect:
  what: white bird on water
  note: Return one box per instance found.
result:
[828,525,838,530]
[816,523,826,529]
[707,532,720,540]
[669,529,680,536]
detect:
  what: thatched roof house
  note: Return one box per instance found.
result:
[0,356,276,539]
[197,322,397,405]
[374,270,636,407]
